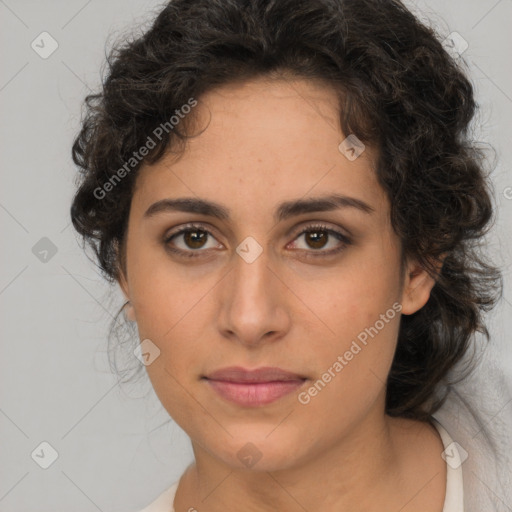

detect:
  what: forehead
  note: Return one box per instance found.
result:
[132,77,389,221]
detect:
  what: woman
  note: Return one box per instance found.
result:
[70,0,510,510]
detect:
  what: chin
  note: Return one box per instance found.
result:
[205,428,307,472]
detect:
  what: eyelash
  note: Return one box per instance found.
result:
[163,222,352,259]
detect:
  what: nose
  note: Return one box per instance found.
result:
[217,245,291,348]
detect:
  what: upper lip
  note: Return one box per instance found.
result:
[204,366,306,383]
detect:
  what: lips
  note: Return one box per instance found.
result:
[203,366,307,407]
[204,366,306,383]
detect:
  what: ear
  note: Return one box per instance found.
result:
[118,269,136,322]
[400,256,445,315]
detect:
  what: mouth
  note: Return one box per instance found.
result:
[202,366,307,407]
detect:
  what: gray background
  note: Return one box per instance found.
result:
[0,0,511,511]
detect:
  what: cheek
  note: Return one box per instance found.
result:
[300,260,401,404]
[318,264,400,339]
[297,305,400,436]
[126,266,212,406]
[127,244,208,336]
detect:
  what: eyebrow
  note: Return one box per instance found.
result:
[144,193,375,222]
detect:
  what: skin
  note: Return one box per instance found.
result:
[119,76,446,512]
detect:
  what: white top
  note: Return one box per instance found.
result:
[137,418,464,512]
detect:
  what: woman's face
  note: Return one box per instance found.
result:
[119,77,434,471]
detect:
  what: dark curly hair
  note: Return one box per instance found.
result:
[70,0,503,421]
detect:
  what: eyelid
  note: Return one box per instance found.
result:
[163,220,352,259]
[164,222,223,242]
[287,222,352,256]
[289,220,351,239]
[165,221,348,242]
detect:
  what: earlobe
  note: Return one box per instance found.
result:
[123,300,136,322]
[400,257,443,315]
[117,269,136,322]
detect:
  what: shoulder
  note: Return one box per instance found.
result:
[430,417,465,512]
[433,383,512,511]
[137,481,179,512]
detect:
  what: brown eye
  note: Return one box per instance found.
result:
[182,229,208,249]
[164,224,223,257]
[290,224,351,256]
[303,230,329,250]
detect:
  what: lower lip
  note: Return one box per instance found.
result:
[205,379,306,407]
